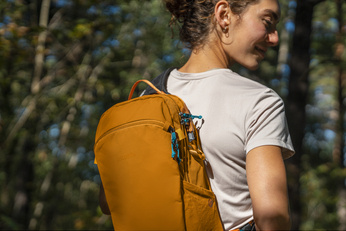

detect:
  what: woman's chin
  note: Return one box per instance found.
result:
[243,63,259,71]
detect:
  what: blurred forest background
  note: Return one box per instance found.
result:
[0,0,345,230]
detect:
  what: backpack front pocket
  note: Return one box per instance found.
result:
[95,121,185,230]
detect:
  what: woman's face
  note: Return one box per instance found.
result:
[225,0,280,70]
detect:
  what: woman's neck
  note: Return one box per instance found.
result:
[179,40,231,73]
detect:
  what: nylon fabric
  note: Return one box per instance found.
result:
[94,80,223,230]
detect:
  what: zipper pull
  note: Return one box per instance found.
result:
[187,132,195,142]
[179,113,202,142]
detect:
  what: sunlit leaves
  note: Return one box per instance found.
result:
[300,162,346,230]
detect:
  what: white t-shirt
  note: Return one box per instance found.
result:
[166,68,295,230]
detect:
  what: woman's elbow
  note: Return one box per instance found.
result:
[254,207,291,230]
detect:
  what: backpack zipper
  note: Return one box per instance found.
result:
[95,119,166,145]
[95,119,182,164]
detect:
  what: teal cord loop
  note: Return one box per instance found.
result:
[171,132,181,164]
[179,113,202,125]
[180,113,202,120]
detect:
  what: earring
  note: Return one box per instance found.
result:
[222,26,229,38]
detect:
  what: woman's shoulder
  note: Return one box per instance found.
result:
[212,69,281,98]
[169,68,283,101]
[222,69,270,90]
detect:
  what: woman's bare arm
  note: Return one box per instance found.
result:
[246,145,291,230]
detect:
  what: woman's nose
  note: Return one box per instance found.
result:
[267,30,279,47]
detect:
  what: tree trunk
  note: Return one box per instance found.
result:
[11,0,51,228]
[286,0,324,229]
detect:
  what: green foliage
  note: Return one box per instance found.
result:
[0,0,181,229]
[300,162,346,230]
[299,0,346,229]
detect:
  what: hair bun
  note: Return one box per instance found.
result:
[162,0,258,49]
[164,0,193,23]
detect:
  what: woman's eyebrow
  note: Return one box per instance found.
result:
[263,9,280,22]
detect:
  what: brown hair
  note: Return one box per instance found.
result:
[164,0,259,49]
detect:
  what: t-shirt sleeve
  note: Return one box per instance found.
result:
[245,88,295,159]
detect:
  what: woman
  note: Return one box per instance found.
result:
[163,0,294,230]
[100,0,295,230]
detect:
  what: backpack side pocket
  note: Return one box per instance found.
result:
[183,181,223,231]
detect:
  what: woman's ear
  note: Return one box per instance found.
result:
[214,0,231,31]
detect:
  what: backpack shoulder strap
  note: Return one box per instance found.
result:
[143,67,176,95]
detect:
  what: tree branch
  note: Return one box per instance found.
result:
[31,0,51,94]
[5,96,37,146]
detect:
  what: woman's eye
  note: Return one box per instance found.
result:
[263,19,274,30]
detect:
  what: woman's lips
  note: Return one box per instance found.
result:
[255,46,267,58]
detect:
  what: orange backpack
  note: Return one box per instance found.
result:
[94,70,223,230]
